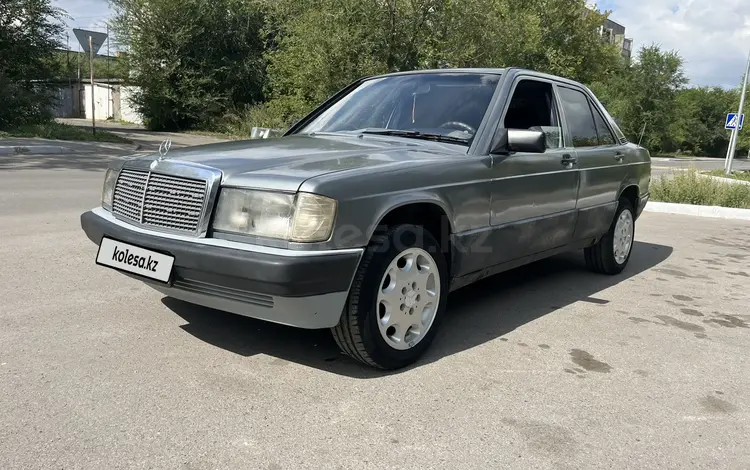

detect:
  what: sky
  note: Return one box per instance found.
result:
[596,0,750,88]
[53,0,750,89]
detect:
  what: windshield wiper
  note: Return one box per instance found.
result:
[358,128,469,145]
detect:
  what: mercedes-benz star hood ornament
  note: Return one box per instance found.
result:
[157,138,172,161]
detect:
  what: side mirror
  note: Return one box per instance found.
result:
[490,128,547,155]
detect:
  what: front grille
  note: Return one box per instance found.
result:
[112,169,148,222]
[112,168,208,233]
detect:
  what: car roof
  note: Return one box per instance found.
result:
[368,67,584,87]
[373,68,508,77]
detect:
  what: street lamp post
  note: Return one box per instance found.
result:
[725,49,750,174]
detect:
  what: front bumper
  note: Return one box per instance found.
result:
[80,208,364,329]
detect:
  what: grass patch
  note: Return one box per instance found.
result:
[111,119,141,127]
[182,129,240,140]
[704,169,750,182]
[183,127,284,141]
[651,167,750,208]
[0,122,131,144]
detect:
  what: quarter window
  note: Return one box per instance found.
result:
[558,87,599,147]
[591,106,616,145]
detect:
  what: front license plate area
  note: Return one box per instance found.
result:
[96,237,175,283]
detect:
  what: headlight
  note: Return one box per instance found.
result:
[212,189,337,242]
[101,168,119,210]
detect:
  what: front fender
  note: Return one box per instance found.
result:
[367,192,456,240]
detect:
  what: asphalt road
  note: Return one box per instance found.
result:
[651,157,750,178]
[1,152,749,469]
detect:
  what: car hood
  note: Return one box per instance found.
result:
[126,134,457,191]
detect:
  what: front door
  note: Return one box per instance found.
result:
[487,77,580,266]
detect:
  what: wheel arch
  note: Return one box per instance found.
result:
[368,197,455,270]
[617,184,640,217]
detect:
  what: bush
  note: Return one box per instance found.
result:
[216,96,315,136]
[0,78,55,128]
[111,0,267,132]
[0,0,66,129]
[651,167,750,208]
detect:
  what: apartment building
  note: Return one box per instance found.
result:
[600,18,633,61]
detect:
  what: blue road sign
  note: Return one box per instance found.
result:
[726,113,744,130]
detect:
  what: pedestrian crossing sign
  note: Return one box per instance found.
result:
[726,113,744,130]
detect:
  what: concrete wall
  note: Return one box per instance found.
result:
[119,86,143,124]
[48,83,144,124]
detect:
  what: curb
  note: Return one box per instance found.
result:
[644,201,750,221]
[0,142,141,156]
[699,173,750,186]
[0,145,74,156]
[650,157,745,162]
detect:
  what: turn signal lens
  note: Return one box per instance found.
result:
[101,168,119,210]
[290,193,337,242]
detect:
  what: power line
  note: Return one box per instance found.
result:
[66,15,111,19]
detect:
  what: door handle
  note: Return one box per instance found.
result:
[561,154,577,165]
[614,152,625,161]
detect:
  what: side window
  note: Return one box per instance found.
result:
[591,106,616,145]
[503,79,563,149]
[558,87,598,147]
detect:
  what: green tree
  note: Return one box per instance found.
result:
[0,0,66,128]
[261,0,391,121]
[590,44,688,153]
[110,0,266,130]
[46,50,130,81]
[675,87,736,156]
[427,0,622,83]
[259,0,623,127]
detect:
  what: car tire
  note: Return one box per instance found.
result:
[331,224,449,370]
[584,198,635,275]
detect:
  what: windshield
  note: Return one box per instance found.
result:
[298,72,502,144]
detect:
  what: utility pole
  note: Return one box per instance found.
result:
[66,33,71,117]
[77,43,81,117]
[107,23,110,120]
[66,33,70,85]
[90,35,96,135]
[725,49,750,174]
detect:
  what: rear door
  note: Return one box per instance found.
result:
[556,85,628,241]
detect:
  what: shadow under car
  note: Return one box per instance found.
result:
[161,241,673,379]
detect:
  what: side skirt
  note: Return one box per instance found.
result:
[448,237,597,292]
